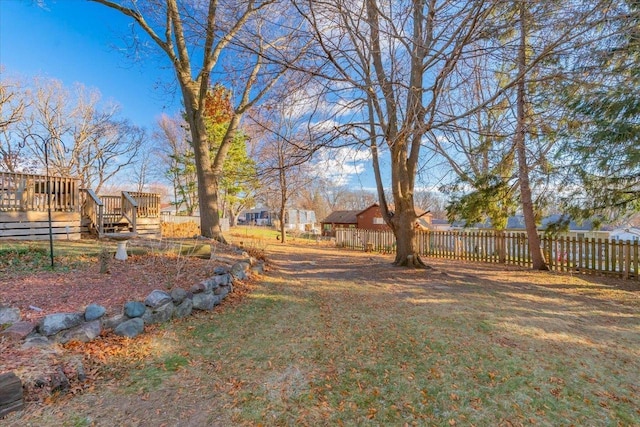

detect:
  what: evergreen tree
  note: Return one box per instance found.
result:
[560,1,640,220]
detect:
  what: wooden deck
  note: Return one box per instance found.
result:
[0,172,161,240]
[0,172,81,240]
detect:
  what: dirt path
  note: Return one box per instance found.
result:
[4,244,639,426]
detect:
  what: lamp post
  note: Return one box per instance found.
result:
[24,134,55,268]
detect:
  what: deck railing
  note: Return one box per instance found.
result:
[0,172,80,212]
[126,192,160,218]
[121,192,138,233]
[82,189,104,235]
[336,228,640,280]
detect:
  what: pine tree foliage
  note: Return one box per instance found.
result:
[560,1,640,220]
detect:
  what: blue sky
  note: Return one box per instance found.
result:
[0,0,383,191]
[0,0,180,130]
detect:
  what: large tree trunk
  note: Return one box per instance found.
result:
[182,86,224,241]
[388,143,427,268]
[391,207,425,268]
[516,0,547,271]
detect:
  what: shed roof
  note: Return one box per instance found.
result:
[321,210,359,224]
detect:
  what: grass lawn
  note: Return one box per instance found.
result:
[5,243,639,426]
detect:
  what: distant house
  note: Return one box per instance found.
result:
[429,218,453,231]
[355,204,392,232]
[609,227,640,242]
[243,208,272,226]
[321,204,432,236]
[281,209,317,232]
[320,210,358,236]
[240,207,316,231]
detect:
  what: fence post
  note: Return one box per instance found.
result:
[499,232,505,264]
[624,240,631,279]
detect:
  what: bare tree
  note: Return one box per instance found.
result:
[91,0,304,240]
[296,0,616,269]
[253,95,314,243]
[22,78,145,192]
[0,73,31,172]
[152,113,198,215]
[295,0,497,267]
[133,148,152,193]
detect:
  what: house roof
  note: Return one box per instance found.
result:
[321,210,359,224]
[610,227,640,236]
[356,203,430,217]
[356,203,381,217]
[431,219,450,225]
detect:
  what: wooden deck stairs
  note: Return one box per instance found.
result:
[81,190,159,239]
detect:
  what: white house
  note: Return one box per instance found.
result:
[609,227,640,242]
[240,208,317,231]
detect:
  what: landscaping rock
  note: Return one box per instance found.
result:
[0,321,36,341]
[0,306,20,325]
[102,313,127,330]
[230,261,250,280]
[170,288,188,304]
[216,286,231,299]
[51,366,70,393]
[38,313,83,336]
[192,292,221,311]
[192,276,224,293]
[190,281,208,294]
[114,318,144,338]
[142,302,175,324]
[173,298,193,319]
[144,290,172,309]
[57,320,102,344]
[124,301,146,318]
[243,256,258,266]
[213,266,229,275]
[84,304,106,321]
[213,274,232,287]
[76,361,87,382]
[22,335,52,349]
[251,263,265,275]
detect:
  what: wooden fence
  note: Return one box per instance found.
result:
[336,228,640,280]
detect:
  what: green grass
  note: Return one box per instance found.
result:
[228,225,324,247]
[95,270,639,425]
[8,246,639,426]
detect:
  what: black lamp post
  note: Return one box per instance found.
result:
[24,133,55,268]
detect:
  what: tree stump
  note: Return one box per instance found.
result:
[0,372,24,418]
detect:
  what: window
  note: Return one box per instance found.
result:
[373,217,384,225]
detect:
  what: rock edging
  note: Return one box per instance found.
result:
[0,257,262,345]
[0,254,264,414]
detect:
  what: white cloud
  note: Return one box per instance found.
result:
[312,146,371,186]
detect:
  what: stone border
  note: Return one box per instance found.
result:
[1,256,265,346]
[0,250,266,418]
